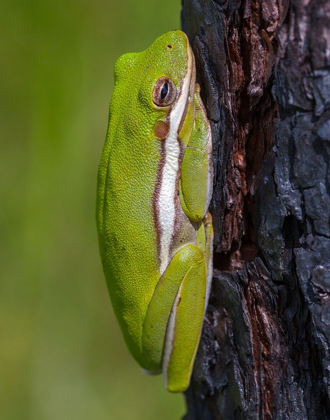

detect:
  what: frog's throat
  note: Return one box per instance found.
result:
[156,39,195,276]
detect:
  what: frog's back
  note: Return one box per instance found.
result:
[97,57,162,367]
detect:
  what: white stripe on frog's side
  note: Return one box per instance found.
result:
[158,43,194,276]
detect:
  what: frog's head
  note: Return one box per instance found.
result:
[112,31,196,141]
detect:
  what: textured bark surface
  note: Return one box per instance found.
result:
[181,0,330,418]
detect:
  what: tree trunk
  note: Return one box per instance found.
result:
[181,0,330,418]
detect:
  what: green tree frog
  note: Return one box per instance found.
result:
[96,30,213,393]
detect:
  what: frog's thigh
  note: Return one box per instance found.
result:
[142,245,206,390]
[179,89,212,222]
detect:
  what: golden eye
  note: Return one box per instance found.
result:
[152,77,177,107]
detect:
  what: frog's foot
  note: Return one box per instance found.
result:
[202,212,213,310]
[142,245,207,392]
[196,212,213,310]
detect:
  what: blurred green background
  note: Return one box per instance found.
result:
[0,1,185,419]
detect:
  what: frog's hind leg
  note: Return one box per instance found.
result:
[142,244,207,392]
[163,256,206,392]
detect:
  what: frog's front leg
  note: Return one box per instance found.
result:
[142,244,207,392]
[179,84,213,222]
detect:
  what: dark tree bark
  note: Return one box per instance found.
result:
[181,0,330,418]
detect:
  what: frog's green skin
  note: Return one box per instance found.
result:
[97,30,213,393]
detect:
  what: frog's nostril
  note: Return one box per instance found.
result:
[167,44,173,50]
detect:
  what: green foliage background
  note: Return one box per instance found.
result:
[1,1,184,419]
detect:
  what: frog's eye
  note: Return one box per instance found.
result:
[153,77,177,107]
